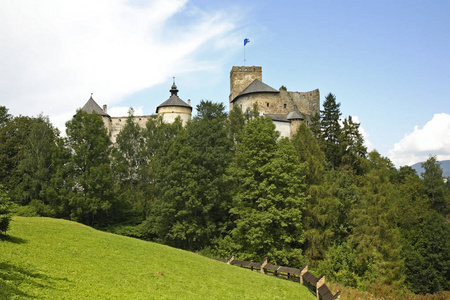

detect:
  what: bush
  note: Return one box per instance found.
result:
[0,186,11,234]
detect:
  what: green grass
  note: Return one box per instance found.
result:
[1,217,315,299]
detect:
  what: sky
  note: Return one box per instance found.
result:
[1,0,449,167]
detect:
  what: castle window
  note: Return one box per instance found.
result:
[245,68,248,71]
[266,103,269,107]
[284,104,287,109]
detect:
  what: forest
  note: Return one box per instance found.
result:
[0,93,449,295]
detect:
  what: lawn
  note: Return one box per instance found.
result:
[0,217,315,299]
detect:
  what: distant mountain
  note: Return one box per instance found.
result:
[411,160,450,178]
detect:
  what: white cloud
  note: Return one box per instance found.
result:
[388,113,450,167]
[0,0,239,131]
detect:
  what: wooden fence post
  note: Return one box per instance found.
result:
[316,275,325,300]
[300,264,308,284]
[227,255,234,264]
[260,257,268,274]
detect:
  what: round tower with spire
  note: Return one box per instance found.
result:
[156,78,192,125]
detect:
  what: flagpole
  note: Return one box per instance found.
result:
[243,38,250,66]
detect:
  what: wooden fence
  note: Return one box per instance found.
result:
[212,255,341,300]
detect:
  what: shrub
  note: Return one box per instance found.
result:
[0,186,11,234]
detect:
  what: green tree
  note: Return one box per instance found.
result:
[303,169,359,265]
[0,106,12,126]
[146,101,233,251]
[65,110,114,226]
[0,116,34,192]
[421,156,448,214]
[112,108,147,219]
[339,116,367,174]
[393,168,450,293]
[292,122,325,185]
[11,115,60,211]
[349,151,404,286]
[320,93,342,170]
[226,117,306,266]
[0,185,11,234]
[227,105,246,146]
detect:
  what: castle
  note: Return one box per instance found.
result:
[81,66,320,141]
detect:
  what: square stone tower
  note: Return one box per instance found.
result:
[229,66,262,107]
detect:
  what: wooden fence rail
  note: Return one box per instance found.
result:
[212,255,340,300]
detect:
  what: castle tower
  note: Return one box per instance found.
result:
[81,94,111,132]
[156,80,192,125]
[229,66,262,108]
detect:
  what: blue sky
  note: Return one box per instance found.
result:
[1,0,449,167]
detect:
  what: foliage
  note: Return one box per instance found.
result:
[2,100,449,296]
[339,115,368,174]
[0,116,34,193]
[225,117,306,266]
[421,156,448,214]
[11,115,61,207]
[0,185,11,234]
[111,108,148,220]
[320,93,342,169]
[64,110,115,226]
[146,101,232,251]
[349,151,405,286]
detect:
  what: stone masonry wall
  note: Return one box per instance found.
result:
[233,88,320,117]
[108,115,154,143]
[229,66,262,105]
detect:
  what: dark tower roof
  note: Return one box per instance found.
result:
[156,80,192,113]
[81,95,109,117]
[232,79,279,102]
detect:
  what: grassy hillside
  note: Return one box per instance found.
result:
[0,217,315,299]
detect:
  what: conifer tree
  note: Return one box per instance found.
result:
[349,151,404,285]
[320,93,342,169]
[339,116,367,174]
[421,156,448,214]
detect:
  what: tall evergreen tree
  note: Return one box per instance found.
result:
[349,151,404,286]
[339,116,367,174]
[392,169,450,293]
[320,93,342,169]
[421,156,448,214]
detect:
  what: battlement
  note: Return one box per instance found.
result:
[230,66,262,103]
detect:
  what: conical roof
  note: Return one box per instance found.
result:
[81,96,109,116]
[232,79,279,102]
[156,82,192,113]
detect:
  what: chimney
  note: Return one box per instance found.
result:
[103,105,107,114]
[188,99,191,106]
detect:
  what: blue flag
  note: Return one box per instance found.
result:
[244,38,250,46]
